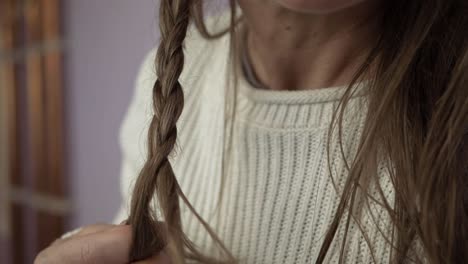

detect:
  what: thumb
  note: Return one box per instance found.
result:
[37,225,133,264]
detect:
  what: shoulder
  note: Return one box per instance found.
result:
[130,10,231,105]
[119,10,231,165]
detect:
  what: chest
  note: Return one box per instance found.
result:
[174,109,393,263]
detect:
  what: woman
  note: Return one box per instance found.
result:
[36,0,467,263]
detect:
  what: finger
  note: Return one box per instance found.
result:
[74,223,116,237]
[51,228,83,247]
[45,225,133,264]
[132,251,171,264]
[51,224,115,247]
[61,227,83,239]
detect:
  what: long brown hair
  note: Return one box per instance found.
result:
[127,0,468,263]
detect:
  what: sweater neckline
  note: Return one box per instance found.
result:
[238,76,368,105]
[234,73,369,129]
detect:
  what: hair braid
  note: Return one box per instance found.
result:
[128,0,191,262]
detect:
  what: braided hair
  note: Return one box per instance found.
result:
[127,1,235,263]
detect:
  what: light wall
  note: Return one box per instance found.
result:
[63,0,159,228]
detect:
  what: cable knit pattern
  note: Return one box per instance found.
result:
[116,13,396,263]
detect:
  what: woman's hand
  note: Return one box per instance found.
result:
[34,224,170,264]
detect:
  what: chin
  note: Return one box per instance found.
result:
[276,0,368,14]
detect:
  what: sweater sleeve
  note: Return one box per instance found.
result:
[111,11,230,224]
[112,48,157,224]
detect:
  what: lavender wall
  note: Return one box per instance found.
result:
[63,0,160,228]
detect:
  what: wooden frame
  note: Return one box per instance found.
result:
[0,0,67,262]
[1,1,23,262]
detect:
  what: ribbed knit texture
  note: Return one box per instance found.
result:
[116,14,395,263]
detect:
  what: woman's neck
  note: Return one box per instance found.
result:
[240,1,381,91]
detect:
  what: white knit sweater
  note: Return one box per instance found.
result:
[114,16,396,263]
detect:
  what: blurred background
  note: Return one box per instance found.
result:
[0,0,160,263]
